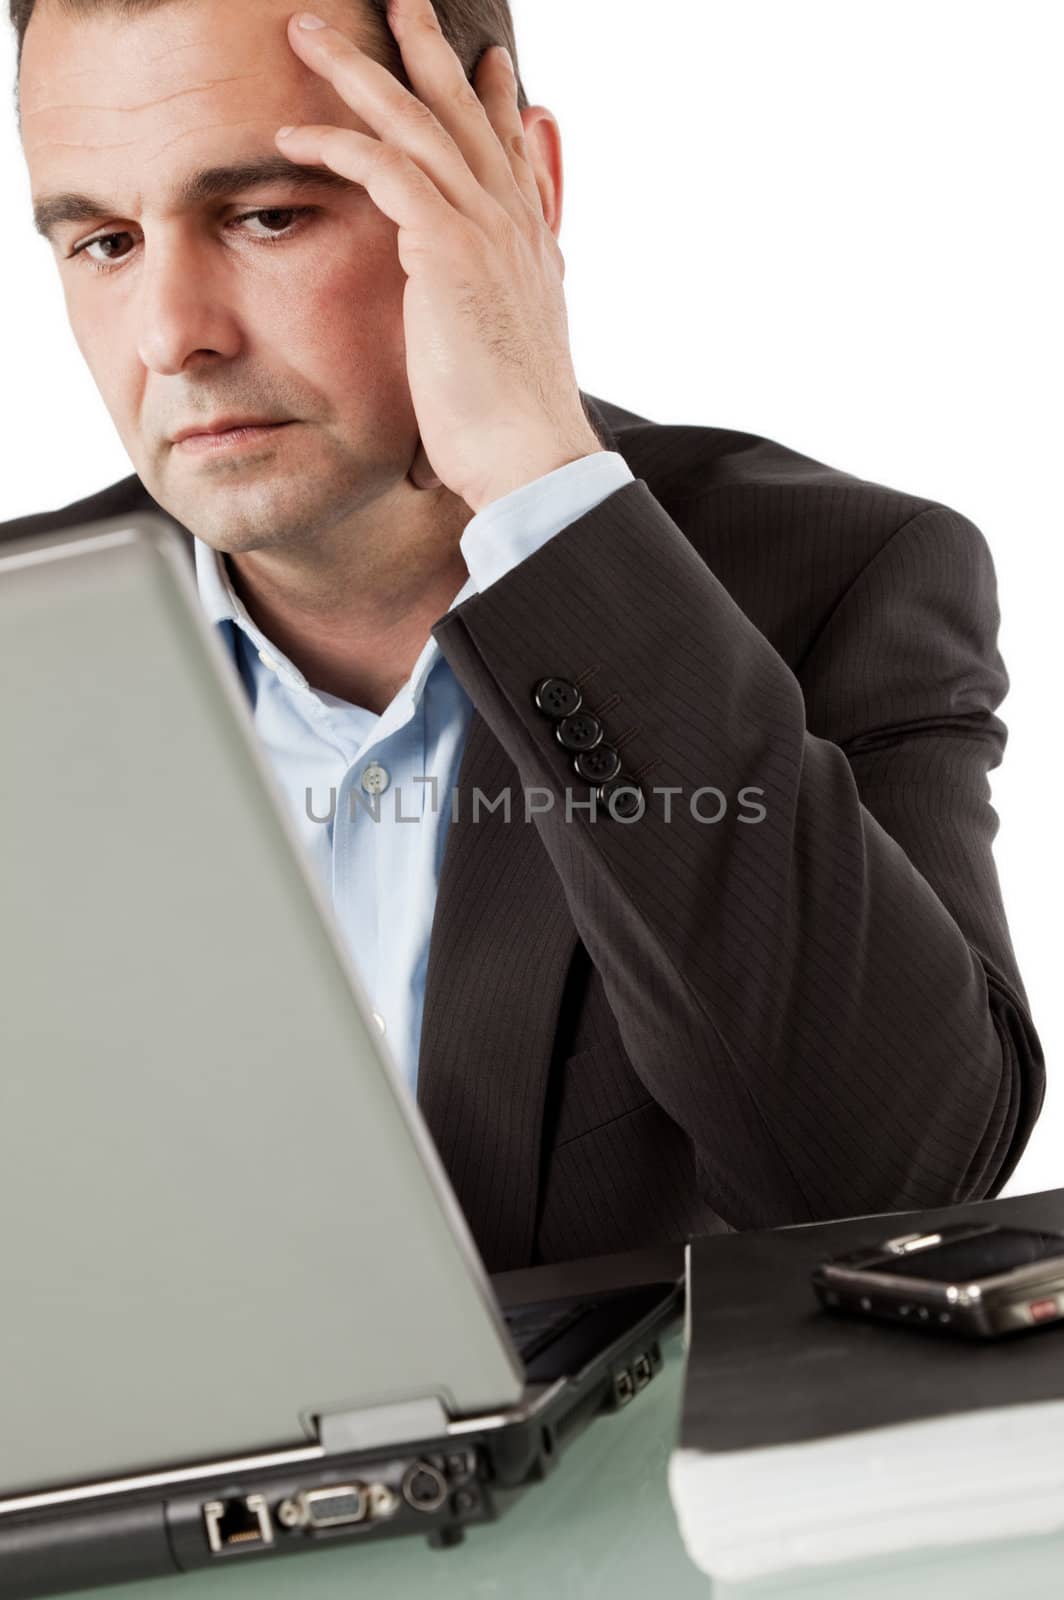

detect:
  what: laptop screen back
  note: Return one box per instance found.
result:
[0,517,522,1497]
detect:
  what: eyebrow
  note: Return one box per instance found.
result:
[32,155,363,242]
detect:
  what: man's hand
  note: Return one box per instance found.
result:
[276,2,604,513]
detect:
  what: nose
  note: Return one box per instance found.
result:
[135,234,243,375]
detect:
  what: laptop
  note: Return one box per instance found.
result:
[0,513,681,1598]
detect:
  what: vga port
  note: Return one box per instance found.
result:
[285,1484,368,1529]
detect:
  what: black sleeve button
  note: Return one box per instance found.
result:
[574,745,621,783]
[597,778,645,819]
[555,712,603,753]
[534,678,582,719]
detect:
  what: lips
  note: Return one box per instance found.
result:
[172,416,287,444]
[172,420,295,456]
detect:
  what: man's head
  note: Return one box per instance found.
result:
[12,0,560,558]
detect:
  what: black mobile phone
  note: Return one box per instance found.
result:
[811,1222,1064,1339]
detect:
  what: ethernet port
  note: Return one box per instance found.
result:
[203,1494,273,1555]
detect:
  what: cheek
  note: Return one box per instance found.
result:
[60,277,101,365]
[62,284,139,420]
[280,231,410,398]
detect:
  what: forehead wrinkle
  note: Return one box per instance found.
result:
[141,117,286,164]
[28,136,141,153]
[24,116,265,163]
[21,38,270,87]
[21,73,269,121]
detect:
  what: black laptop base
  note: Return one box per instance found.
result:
[0,1282,681,1599]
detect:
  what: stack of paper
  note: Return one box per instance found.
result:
[667,1189,1064,1583]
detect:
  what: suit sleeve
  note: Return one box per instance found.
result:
[430,481,1046,1228]
[459,450,633,589]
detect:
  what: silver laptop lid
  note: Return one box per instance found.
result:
[0,515,524,1497]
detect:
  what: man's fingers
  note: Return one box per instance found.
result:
[275,122,457,245]
[472,46,546,219]
[285,14,502,228]
[384,0,530,219]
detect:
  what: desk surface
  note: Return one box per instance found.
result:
[63,1244,1064,1600]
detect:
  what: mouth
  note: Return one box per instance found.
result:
[172,420,295,455]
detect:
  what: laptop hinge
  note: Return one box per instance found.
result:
[316,1396,452,1454]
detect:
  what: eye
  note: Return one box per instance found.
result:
[232,207,310,239]
[68,207,317,274]
[74,231,134,268]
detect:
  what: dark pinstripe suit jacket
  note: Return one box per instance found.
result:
[0,393,1046,1270]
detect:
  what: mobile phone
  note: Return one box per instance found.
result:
[811,1222,1064,1338]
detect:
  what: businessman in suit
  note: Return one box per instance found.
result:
[4,0,1045,1269]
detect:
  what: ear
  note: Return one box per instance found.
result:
[519,105,565,237]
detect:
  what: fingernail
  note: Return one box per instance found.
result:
[276,126,296,139]
[297,12,328,28]
[498,45,513,71]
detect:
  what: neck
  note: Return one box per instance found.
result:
[224,481,474,716]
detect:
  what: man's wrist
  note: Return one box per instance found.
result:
[459,450,634,595]
[469,427,606,514]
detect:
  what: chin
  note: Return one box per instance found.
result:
[137,478,283,553]
[187,506,305,555]
[170,475,369,555]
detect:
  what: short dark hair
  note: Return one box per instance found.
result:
[8,0,528,112]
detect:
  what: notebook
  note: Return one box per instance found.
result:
[668,1188,1064,1582]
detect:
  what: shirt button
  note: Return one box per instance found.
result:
[371,1011,387,1034]
[361,763,390,795]
[258,649,279,673]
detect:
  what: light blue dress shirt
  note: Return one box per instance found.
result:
[194,450,634,1094]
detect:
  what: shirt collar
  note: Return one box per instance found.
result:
[193,534,478,707]
[193,535,247,629]
[193,533,308,686]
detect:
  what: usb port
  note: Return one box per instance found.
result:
[632,1353,653,1390]
[203,1495,273,1555]
[614,1368,635,1405]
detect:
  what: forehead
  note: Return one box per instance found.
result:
[19,0,381,195]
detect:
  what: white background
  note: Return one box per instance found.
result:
[0,0,1059,1193]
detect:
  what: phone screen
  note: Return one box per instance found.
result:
[873,1227,1064,1283]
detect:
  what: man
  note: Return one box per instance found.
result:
[2,0,1045,1269]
